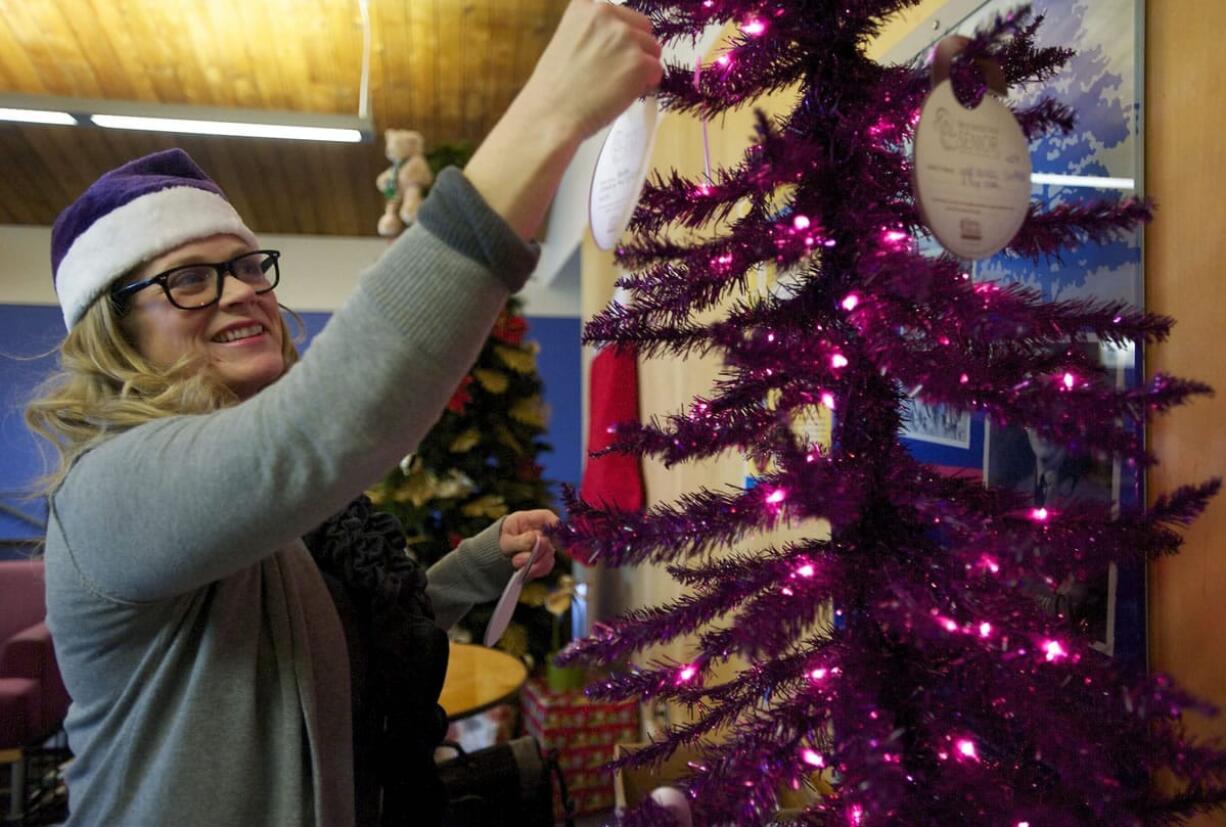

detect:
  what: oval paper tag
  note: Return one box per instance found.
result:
[912,80,1031,260]
[589,96,659,250]
[484,536,542,648]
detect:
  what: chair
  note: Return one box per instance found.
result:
[0,559,70,824]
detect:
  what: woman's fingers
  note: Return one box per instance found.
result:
[503,508,560,536]
[502,509,560,579]
[628,26,664,61]
[506,532,538,556]
[511,540,556,576]
[529,545,556,579]
[604,2,654,33]
[513,0,664,141]
[512,543,557,578]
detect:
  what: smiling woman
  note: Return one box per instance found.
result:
[24,150,548,827]
[26,157,305,488]
[114,240,288,400]
[18,3,659,826]
[25,152,305,486]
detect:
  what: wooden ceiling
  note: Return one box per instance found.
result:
[0,0,568,236]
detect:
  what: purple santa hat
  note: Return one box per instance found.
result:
[51,148,258,329]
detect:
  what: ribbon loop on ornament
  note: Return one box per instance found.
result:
[930,35,1008,99]
[692,59,713,186]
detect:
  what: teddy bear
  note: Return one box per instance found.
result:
[376,129,434,237]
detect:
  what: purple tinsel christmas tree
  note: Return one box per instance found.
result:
[556,2,1226,825]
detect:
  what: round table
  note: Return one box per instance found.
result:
[439,642,528,721]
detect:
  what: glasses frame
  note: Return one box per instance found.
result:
[110,249,282,314]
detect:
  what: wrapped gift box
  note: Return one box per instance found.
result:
[521,679,639,820]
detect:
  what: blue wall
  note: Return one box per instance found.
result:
[0,304,581,546]
[0,305,63,541]
[518,316,583,500]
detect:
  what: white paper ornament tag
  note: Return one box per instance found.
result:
[484,535,543,648]
[589,96,660,250]
[912,37,1031,260]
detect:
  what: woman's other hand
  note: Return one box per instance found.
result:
[499,509,559,579]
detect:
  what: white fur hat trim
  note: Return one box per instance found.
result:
[56,186,258,329]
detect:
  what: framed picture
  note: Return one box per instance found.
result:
[892,0,1146,667]
[900,226,985,473]
[901,400,971,449]
[983,338,1133,655]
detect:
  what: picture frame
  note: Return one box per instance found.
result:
[894,0,1147,666]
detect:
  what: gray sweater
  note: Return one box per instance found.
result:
[42,168,540,827]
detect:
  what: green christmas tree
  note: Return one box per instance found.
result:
[370,137,569,665]
[369,297,567,666]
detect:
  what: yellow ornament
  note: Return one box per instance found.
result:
[519,581,549,608]
[461,494,508,519]
[496,622,529,660]
[495,424,524,455]
[473,368,509,394]
[395,469,440,506]
[510,396,548,428]
[435,469,477,500]
[449,428,481,453]
[545,574,576,617]
[544,574,578,661]
[494,344,538,374]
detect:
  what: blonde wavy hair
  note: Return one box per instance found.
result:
[25,293,301,496]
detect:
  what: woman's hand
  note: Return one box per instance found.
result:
[464,1,663,240]
[500,509,559,580]
[515,0,664,143]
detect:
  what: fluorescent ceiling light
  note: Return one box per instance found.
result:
[1031,173,1136,190]
[90,114,362,143]
[0,93,373,143]
[0,107,77,126]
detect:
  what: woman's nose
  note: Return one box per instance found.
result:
[218,272,260,307]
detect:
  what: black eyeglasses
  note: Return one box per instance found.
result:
[110,250,281,313]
